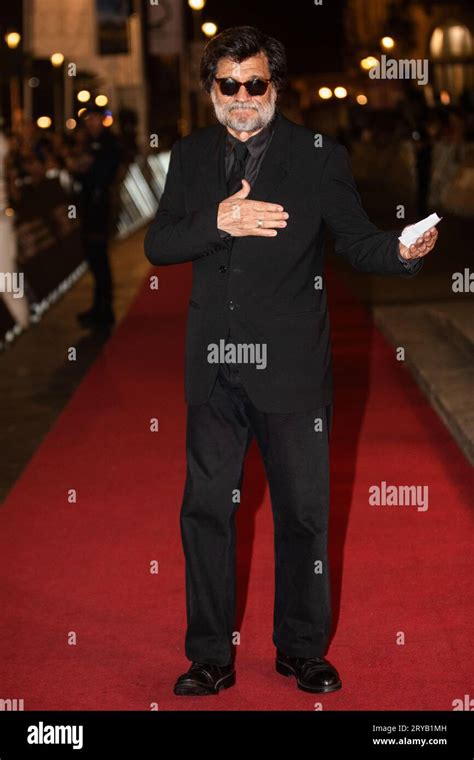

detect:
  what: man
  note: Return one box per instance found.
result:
[144,26,438,696]
[73,105,122,328]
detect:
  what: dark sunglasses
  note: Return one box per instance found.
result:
[214,76,272,97]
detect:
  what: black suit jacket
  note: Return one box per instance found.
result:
[144,109,422,413]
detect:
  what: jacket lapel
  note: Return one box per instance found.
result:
[246,109,292,203]
[196,123,228,205]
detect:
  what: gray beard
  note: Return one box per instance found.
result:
[210,88,277,133]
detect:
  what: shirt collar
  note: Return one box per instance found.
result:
[225,111,277,157]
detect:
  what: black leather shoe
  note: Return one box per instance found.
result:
[276,649,342,693]
[173,660,235,696]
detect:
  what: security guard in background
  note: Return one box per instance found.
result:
[73,104,122,328]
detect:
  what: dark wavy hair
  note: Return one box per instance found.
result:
[199,25,288,95]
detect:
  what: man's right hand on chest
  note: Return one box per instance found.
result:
[217,179,289,237]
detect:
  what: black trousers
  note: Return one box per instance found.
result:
[81,233,114,315]
[180,359,333,666]
[80,197,114,315]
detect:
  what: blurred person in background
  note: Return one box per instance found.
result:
[70,104,122,329]
[412,124,433,217]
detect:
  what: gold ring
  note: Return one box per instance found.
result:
[257,218,263,228]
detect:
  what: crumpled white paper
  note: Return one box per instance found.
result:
[399,213,442,248]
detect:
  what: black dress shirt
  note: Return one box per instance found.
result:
[225,116,276,187]
[217,116,276,240]
[219,118,276,360]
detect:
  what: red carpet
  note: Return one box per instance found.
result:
[0,250,472,710]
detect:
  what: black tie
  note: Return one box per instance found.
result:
[227,140,249,195]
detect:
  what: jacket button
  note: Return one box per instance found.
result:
[219,265,227,273]
[228,300,235,310]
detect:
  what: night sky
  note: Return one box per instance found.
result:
[199,0,347,75]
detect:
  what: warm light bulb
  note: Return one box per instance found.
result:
[50,53,64,67]
[318,87,333,100]
[5,32,21,49]
[37,116,52,129]
[202,22,217,37]
[360,56,378,71]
